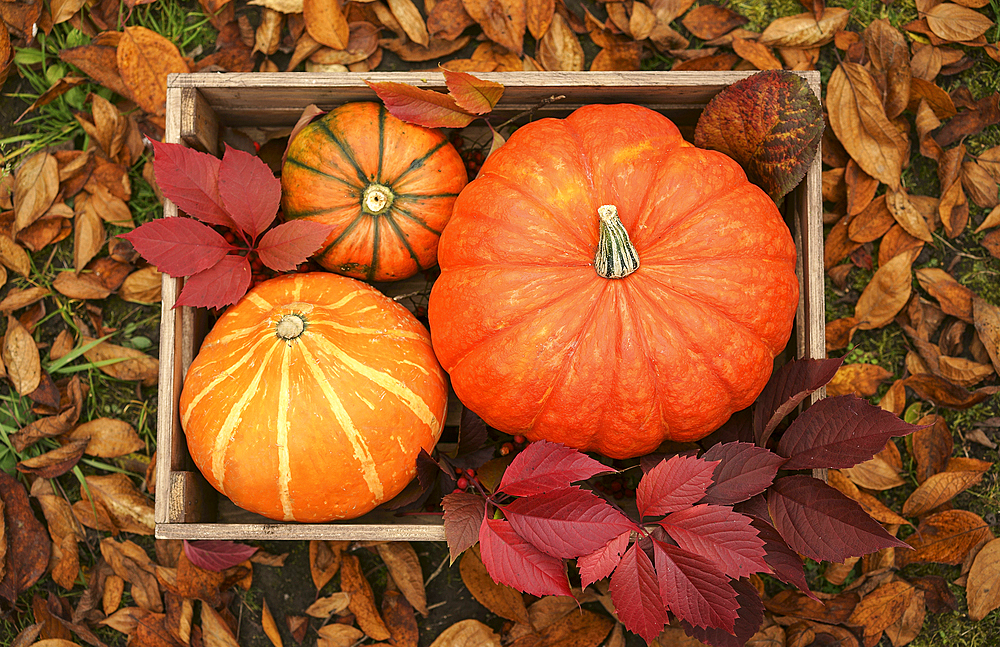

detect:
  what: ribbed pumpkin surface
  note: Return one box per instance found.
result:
[428,104,799,459]
[180,272,447,522]
[281,102,468,282]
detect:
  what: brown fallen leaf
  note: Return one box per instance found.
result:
[176,549,227,607]
[902,466,988,517]
[310,540,348,590]
[74,195,106,273]
[201,602,240,647]
[119,266,163,304]
[963,160,999,209]
[116,27,190,117]
[827,61,907,189]
[387,0,429,46]
[4,314,41,396]
[966,538,1000,621]
[0,234,32,277]
[13,152,59,235]
[261,598,283,647]
[428,619,502,647]
[925,2,994,41]
[763,589,860,624]
[827,470,910,527]
[0,473,51,603]
[973,297,1000,374]
[847,580,915,647]
[304,0,351,49]
[903,373,998,409]
[885,588,925,647]
[317,624,365,647]
[81,335,159,386]
[886,189,934,243]
[938,355,995,388]
[898,509,993,566]
[53,271,113,300]
[759,7,850,48]
[376,542,428,616]
[460,545,530,625]
[76,473,155,535]
[103,574,125,615]
[462,0,526,55]
[537,12,583,70]
[915,267,975,323]
[305,592,351,618]
[681,4,747,41]
[65,417,146,458]
[381,588,418,647]
[254,8,285,55]
[0,287,50,313]
[863,19,911,121]
[16,438,89,478]
[910,415,953,484]
[100,537,162,612]
[730,36,782,70]
[428,0,477,40]
[842,453,906,490]
[826,362,893,397]
[854,248,918,330]
[340,553,391,640]
[380,34,471,61]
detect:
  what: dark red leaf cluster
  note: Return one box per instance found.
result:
[442,358,926,647]
[120,141,334,309]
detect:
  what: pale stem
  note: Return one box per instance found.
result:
[595,204,639,279]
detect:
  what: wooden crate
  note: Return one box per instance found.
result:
[154,71,825,541]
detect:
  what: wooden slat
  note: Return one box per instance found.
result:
[156,522,447,541]
[180,88,220,155]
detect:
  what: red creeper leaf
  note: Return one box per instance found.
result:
[750,517,816,599]
[175,254,252,309]
[478,517,572,598]
[610,543,669,643]
[681,578,765,647]
[183,540,258,572]
[119,218,233,278]
[442,492,486,563]
[365,81,476,128]
[150,139,236,230]
[768,475,909,564]
[443,69,504,115]
[653,540,739,634]
[497,440,614,496]
[658,505,768,579]
[636,455,719,519]
[501,486,638,559]
[700,442,786,505]
[218,145,281,240]
[256,220,335,272]
[778,395,923,470]
[578,531,631,590]
[753,357,843,447]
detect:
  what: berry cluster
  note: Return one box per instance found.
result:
[450,134,487,179]
[593,474,637,500]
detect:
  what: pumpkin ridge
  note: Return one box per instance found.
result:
[376,103,387,183]
[388,203,443,236]
[316,118,371,186]
[317,213,366,260]
[618,284,667,448]
[283,156,360,189]
[309,335,442,431]
[181,333,274,428]
[395,192,461,200]
[212,342,283,488]
[297,341,385,500]
[384,137,453,187]
[380,211,425,269]
[368,214,380,280]
[276,343,294,521]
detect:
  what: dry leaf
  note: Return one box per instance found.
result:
[261,598,283,647]
[915,268,975,322]
[340,553,391,640]
[537,12,583,70]
[925,3,994,41]
[305,592,351,617]
[428,619,501,647]
[854,249,918,330]
[966,538,1000,621]
[902,373,998,409]
[117,27,190,116]
[842,454,906,490]
[13,152,59,235]
[0,234,32,277]
[3,314,40,396]
[863,19,911,120]
[898,509,993,566]
[428,0,477,40]
[886,589,925,647]
[77,473,155,535]
[0,287,50,313]
[962,160,999,209]
[82,336,159,386]
[310,540,348,590]
[759,7,850,48]
[681,5,747,41]
[99,537,162,611]
[827,62,907,189]
[201,602,240,647]
[848,195,895,243]
[382,589,418,647]
[53,272,113,300]
[847,581,915,647]
[973,297,1000,374]
[16,438,88,478]
[388,0,429,46]
[460,545,529,624]
[939,356,995,387]
[255,8,285,55]
[74,195,106,273]
[380,34,471,60]
[64,417,145,458]
[826,363,894,397]
[827,470,910,527]
[731,36,783,70]
[118,266,163,304]
[886,189,934,242]
[376,542,428,616]
[462,0,526,55]
[902,468,986,517]
[317,624,365,647]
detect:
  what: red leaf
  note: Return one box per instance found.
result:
[442,492,486,563]
[636,455,719,519]
[653,540,739,633]
[681,579,765,647]
[150,139,236,229]
[174,254,252,309]
[119,218,234,278]
[501,486,638,559]
[578,531,631,590]
[256,220,335,272]
[750,517,816,599]
[610,543,670,643]
[478,517,572,597]
[658,505,768,579]
[366,80,476,128]
[217,145,280,239]
[768,475,908,563]
[754,358,843,446]
[183,540,258,572]
[443,69,504,115]
[777,395,922,469]
[700,442,786,505]
[497,440,614,497]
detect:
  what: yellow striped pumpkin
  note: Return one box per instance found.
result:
[179,272,447,522]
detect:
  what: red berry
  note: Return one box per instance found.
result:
[451,487,463,494]
[514,435,526,445]
[610,481,623,492]
[464,469,475,479]
[456,477,469,489]
[500,442,513,456]
[455,467,464,475]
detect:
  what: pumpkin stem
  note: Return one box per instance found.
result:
[275,314,306,342]
[362,184,395,216]
[595,205,639,279]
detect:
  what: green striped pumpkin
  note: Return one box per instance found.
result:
[281,102,468,282]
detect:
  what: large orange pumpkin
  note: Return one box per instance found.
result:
[427,104,799,460]
[281,102,468,282]
[180,272,448,522]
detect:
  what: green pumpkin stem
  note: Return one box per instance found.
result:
[275,314,306,342]
[595,205,639,279]
[362,184,395,216]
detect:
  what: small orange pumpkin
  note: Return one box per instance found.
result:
[180,272,448,522]
[281,102,468,282]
